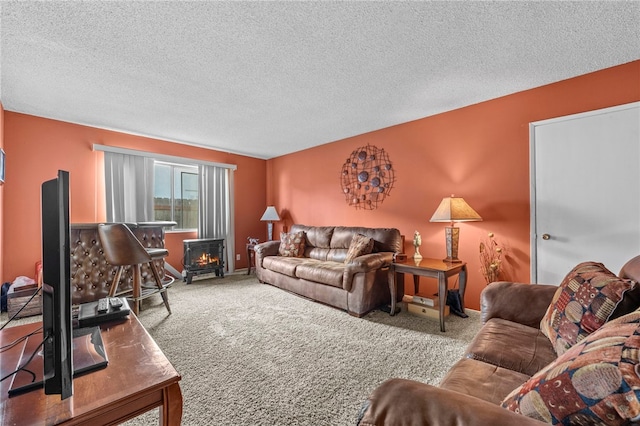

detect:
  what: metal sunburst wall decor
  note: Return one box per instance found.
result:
[340,144,395,210]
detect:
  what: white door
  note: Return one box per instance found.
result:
[530,102,640,285]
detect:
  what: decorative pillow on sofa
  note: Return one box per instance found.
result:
[502,309,640,424]
[278,231,306,257]
[344,233,374,263]
[540,261,636,355]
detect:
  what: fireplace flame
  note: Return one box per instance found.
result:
[195,253,219,266]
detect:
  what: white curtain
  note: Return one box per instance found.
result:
[198,165,235,272]
[104,152,155,222]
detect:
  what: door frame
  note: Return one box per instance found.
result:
[529,101,640,283]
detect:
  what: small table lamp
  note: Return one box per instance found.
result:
[260,206,281,241]
[430,195,482,263]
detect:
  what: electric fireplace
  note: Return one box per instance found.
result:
[183,238,225,284]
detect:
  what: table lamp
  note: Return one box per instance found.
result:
[260,206,281,241]
[430,195,482,263]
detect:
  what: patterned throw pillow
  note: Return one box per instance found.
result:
[344,233,374,264]
[540,261,636,355]
[502,310,640,424]
[278,231,306,257]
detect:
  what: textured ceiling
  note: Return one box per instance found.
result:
[1,1,639,159]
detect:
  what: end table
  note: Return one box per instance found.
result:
[388,257,467,332]
[246,243,256,275]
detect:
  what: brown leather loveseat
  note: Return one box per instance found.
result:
[254,224,403,317]
[358,255,640,425]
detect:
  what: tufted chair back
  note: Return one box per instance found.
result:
[98,223,154,266]
[70,223,167,305]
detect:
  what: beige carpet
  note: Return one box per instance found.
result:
[124,273,482,425]
[2,274,482,425]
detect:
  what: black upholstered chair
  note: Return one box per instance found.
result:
[98,223,172,315]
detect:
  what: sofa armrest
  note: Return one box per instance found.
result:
[343,252,393,291]
[357,378,545,426]
[346,252,393,272]
[481,281,558,328]
[254,241,280,265]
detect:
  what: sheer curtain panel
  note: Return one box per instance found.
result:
[198,165,235,272]
[104,152,155,222]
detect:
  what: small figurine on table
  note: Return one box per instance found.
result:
[247,237,259,245]
[413,230,422,260]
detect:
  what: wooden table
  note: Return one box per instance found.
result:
[0,315,182,425]
[388,257,467,332]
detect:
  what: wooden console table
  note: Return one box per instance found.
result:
[388,257,467,332]
[0,315,182,425]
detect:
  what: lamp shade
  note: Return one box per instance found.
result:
[430,196,482,223]
[430,196,482,263]
[260,206,281,222]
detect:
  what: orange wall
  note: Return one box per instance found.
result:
[2,113,267,282]
[2,61,638,310]
[267,60,640,310]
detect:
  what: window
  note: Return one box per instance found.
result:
[153,162,199,230]
[99,144,236,272]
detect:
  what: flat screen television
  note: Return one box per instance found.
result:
[6,170,108,398]
[41,169,73,399]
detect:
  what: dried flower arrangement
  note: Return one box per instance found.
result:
[479,232,504,284]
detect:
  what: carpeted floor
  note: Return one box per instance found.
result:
[1,273,482,425]
[123,273,482,425]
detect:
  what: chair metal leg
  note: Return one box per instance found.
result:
[150,261,171,314]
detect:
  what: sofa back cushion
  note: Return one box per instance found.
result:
[615,255,640,317]
[291,225,334,248]
[288,224,402,262]
[332,226,401,253]
[620,254,640,281]
[290,225,335,261]
[540,261,637,355]
[466,318,557,377]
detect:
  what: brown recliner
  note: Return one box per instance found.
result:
[98,223,172,315]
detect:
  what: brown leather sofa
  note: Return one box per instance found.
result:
[254,224,403,317]
[358,255,640,425]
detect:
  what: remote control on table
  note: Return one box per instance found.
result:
[97,298,109,314]
[109,297,123,310]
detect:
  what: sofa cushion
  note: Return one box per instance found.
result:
[278,231,306,257]
[262,256,307,277]
[540,261,636,355]
[439,358,531,405]
[502,310,640,424]
[344,234,374,264]
[466,318,557,377]
[294,260,344,288]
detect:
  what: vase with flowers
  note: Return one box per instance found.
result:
[479,232,504,284]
